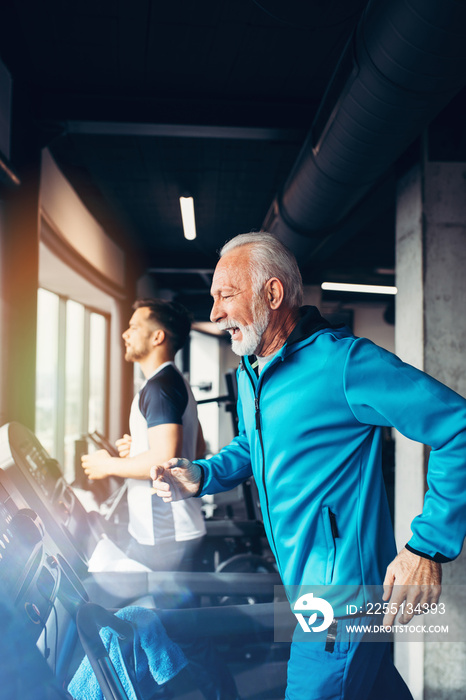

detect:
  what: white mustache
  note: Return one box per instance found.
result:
[216,320,241,332]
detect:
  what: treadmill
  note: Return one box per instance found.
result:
[0,423,293,700]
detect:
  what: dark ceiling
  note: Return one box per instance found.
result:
[1,0,465,316]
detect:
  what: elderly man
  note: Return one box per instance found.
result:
[152,232,466,700]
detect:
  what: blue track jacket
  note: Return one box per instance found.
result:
[196,307,466,596]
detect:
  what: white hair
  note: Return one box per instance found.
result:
[219,232,303,308]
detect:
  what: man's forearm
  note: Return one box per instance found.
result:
[83,449,180,480]
[105,454,150,479]
[109,448,182,479]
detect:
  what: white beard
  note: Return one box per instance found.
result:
[218,297,271,357]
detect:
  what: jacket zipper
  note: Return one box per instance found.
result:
[243,361,283,577]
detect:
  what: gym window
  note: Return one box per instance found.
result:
[35,288,109,481]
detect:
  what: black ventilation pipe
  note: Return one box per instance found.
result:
[264,0,466,253]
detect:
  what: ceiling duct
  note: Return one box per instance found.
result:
[264,0,466,254]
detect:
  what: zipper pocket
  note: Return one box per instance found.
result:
[323,506,339,584]
[329,509,339,541]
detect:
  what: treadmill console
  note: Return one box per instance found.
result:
[21,436,62,496]
[0,422,99,576]
[0,422,63,497]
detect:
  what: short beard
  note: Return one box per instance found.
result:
[124,345,148,363]
[224,295,271,357]
[125,349,138,363]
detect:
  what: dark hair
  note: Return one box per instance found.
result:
[132,298,193,352]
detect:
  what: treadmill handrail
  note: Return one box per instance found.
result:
[150,601,293,639]
[76,603,140,700]
[86,570,282,602]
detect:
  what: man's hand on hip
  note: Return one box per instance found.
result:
[382,546,442,628]
[151,458,202,502]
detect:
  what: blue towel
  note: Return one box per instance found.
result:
[68,605,188,700]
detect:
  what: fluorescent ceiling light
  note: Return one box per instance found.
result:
[179,196,196,240]
[321,282,397,295]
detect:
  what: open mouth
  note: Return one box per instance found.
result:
[218,321,243,340]
[228,327,241,339]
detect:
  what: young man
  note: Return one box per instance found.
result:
[152,232,466,700]
[82,298,206,571]
[83,299,241,700]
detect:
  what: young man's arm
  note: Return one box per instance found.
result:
[81,423,183,480]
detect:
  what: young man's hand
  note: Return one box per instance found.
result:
[81,450,113,480]
[115,433,132,458]
[151,458,202,502]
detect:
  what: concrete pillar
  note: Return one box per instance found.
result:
[395,158,466,699]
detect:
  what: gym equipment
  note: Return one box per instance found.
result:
[0,421,274,578]
[0,422,104,576]
[75,603,141,700]
[0,420,291,698]
[0,466,291,699]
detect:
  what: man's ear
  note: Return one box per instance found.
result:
[265,277,284,309]
[151,328,166,347]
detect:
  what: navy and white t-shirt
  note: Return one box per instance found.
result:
[127,362,206,545]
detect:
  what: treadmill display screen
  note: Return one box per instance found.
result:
[14,432,59,498]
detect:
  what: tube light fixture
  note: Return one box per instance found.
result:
[321,282,397,295]
[179,196,196,240]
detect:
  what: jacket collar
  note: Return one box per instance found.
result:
[285,305,332,347]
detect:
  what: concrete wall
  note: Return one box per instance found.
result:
[422,161,466,700]
[395,161,466,700]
